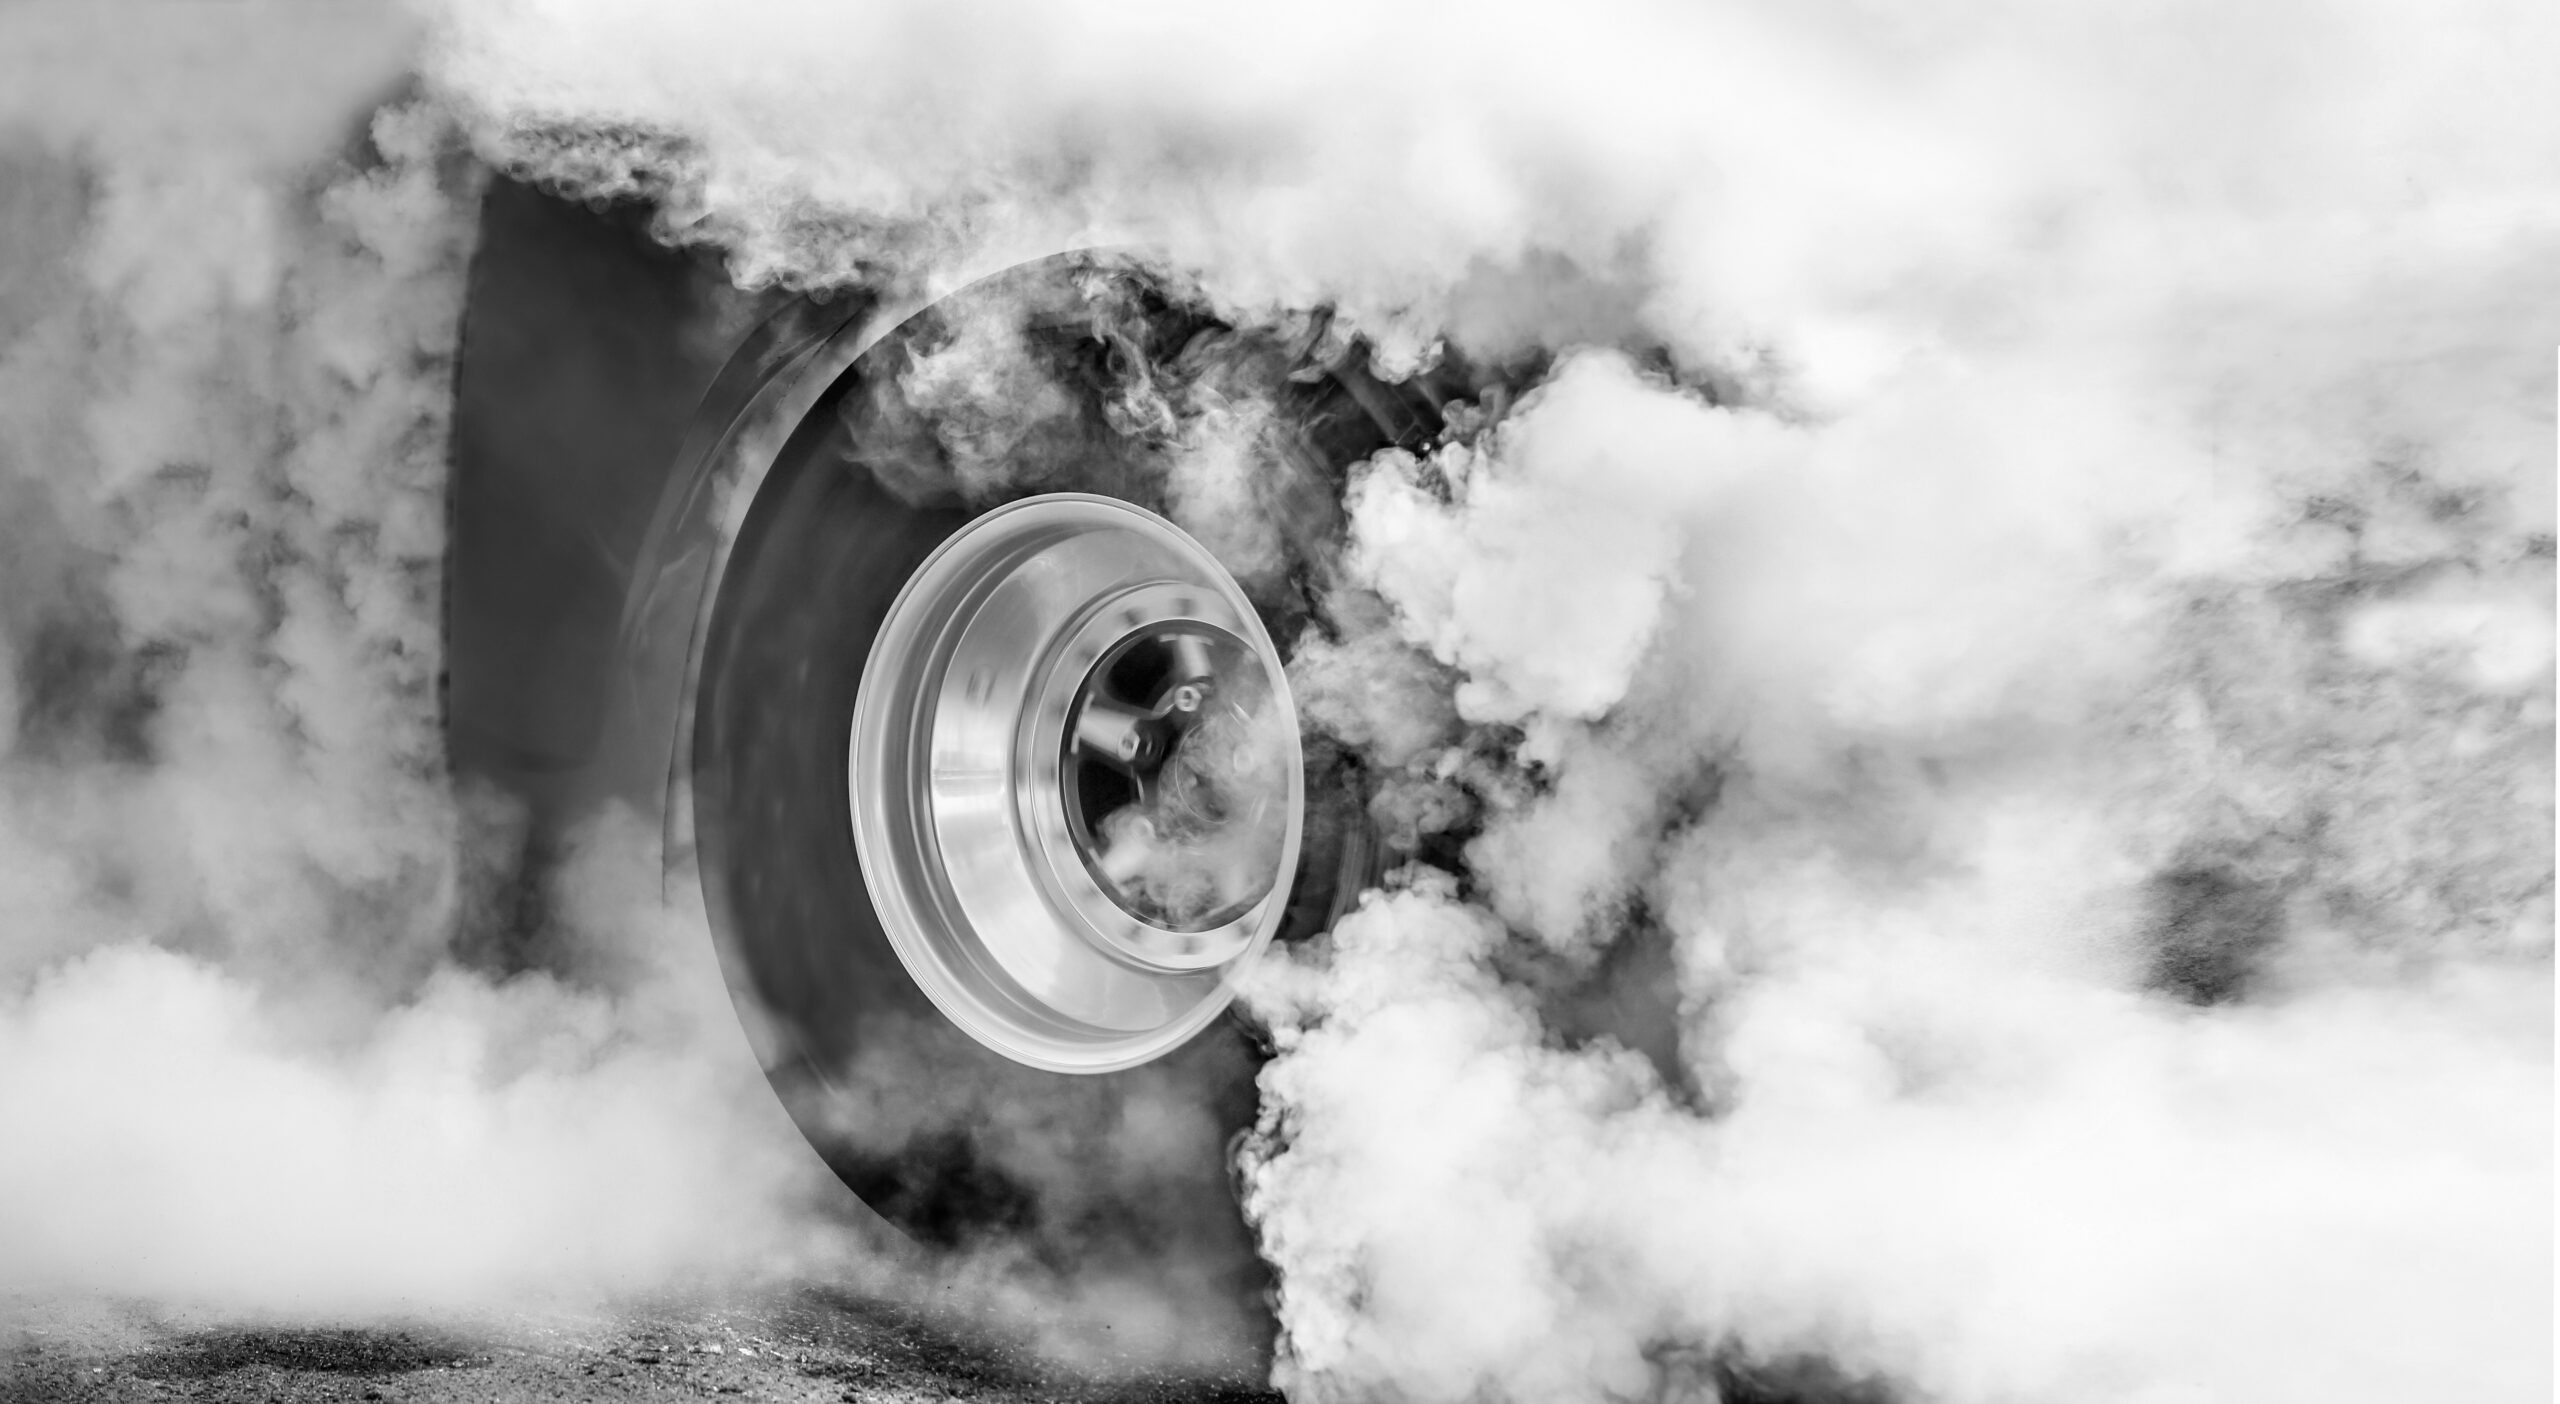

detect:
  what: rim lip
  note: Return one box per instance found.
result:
[847,493,1304,1074]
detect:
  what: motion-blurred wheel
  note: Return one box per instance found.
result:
[445,185,1451,1267]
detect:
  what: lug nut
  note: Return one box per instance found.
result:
[1076,697,1157,765]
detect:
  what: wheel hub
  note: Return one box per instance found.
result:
[848,494,1303,1073]
[1062,622,1288,933]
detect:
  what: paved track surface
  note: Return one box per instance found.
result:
[2,1292,1281,1404]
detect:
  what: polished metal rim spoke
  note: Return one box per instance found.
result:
[1071,692,1162,773]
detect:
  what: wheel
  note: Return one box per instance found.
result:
[444,194,1452,1316]
[685,255,1432,1273]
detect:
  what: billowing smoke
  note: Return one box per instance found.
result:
[0,1,850,1315]
[422,0,2553,1399]
[1244,343,2551,1402]
[1,0,2546,1400]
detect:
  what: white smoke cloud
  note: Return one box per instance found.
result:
[416,2,2557,1399]
[4,1,2547,1400]
[0,815,840,1311]
[0,2,856,1317]
[1346,354,1774,727]
[422,0,2559,381]
[1246,877,2549,1403]
[420,0,2550,1395]
[1259,200,2555,1401]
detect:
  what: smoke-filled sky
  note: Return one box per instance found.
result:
[3,1,2554,1401]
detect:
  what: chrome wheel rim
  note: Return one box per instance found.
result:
[849,494,1303,1073]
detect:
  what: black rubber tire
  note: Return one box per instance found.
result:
[448,193,1447,1318]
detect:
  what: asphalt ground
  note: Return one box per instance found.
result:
[1,1291,1282,1404]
